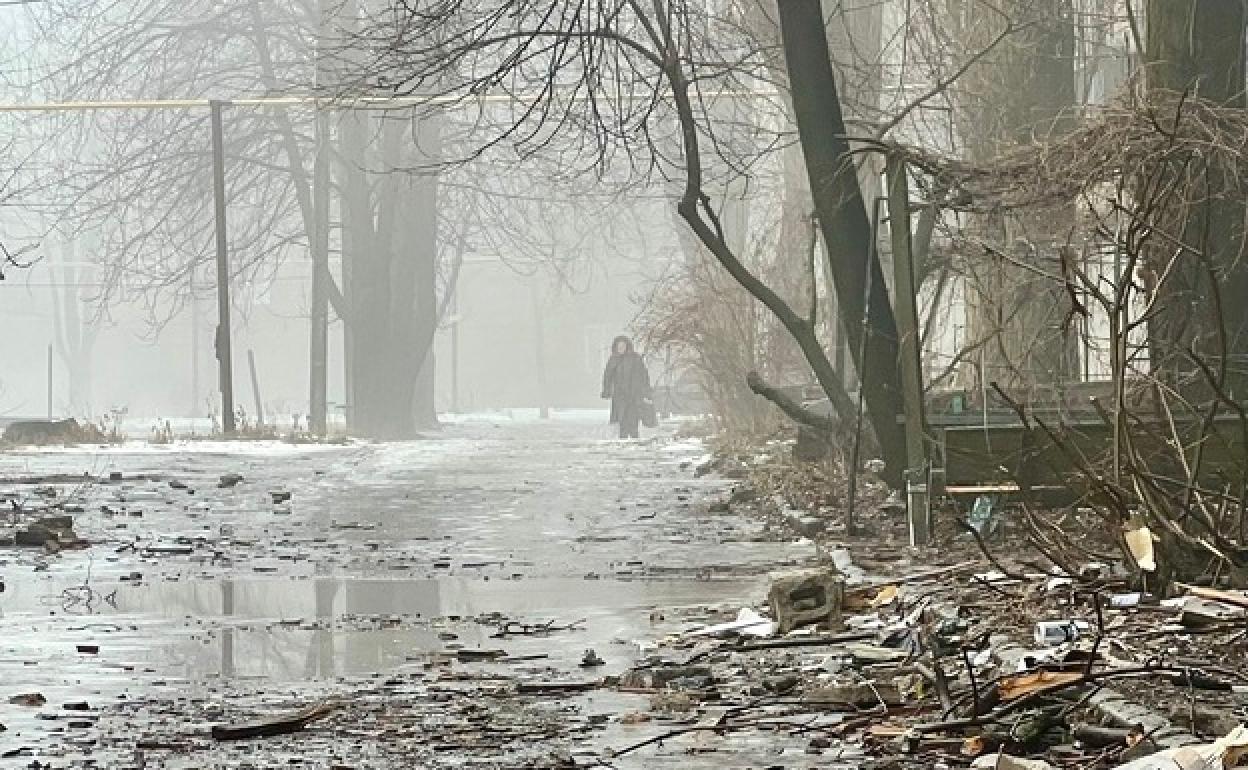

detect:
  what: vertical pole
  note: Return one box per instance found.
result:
[247,349,265,427]
[190,270,200,417]
[210,100,236,435]
[450,287,460,414]
[530,274,549,419]
[46,343,53,419]
[845,198,881,538]
[310,0,331,436]
[309,112,330,435]
[887,155,930,546]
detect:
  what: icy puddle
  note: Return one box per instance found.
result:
[0,423,828,764]
[2,574,758,689]
[1,574,762,756]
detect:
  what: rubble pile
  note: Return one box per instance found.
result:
[596,543,1248,767]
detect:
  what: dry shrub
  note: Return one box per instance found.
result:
[638,224,809,436]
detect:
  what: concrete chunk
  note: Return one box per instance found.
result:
[768,567,844,634]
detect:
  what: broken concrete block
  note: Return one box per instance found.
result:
[805,681,904,707]
[767,567,844,634]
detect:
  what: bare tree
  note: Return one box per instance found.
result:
[48,237,102,415]
[343,0,920,479]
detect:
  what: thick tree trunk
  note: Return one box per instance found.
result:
[956,0,1080,401]
[744,0,883,394]
[409,116,441,431]
[1144,0,1248,401]
[50,247,97,416]
[777,0,908,480]
[339,112,441,439]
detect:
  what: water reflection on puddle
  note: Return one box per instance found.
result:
[4,576,759,685]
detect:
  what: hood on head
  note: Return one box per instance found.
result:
[612,335,634,354]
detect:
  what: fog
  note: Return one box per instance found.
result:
[4,2,1248,765]
[0,0,709,436]
[0,194,673,425]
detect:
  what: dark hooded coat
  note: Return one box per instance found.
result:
[601,336,651,425]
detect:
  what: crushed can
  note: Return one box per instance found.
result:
[1034,619,1091,646]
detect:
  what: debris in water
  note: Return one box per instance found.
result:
[210,701,337,741]
[579,649,605,667]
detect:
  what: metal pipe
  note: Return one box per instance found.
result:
[0,89,781,113]
[846,196,887,536]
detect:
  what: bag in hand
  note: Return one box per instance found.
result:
[640,398,658,428]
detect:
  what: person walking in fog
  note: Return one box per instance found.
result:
[601,335,652,439]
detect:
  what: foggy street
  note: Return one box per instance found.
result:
[7,0,1248,767]
[1,415,825,767]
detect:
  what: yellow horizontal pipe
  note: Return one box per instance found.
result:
[0,90,776,112]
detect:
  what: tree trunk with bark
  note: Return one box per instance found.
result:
[744,0,884,395]
[777,0,908,481]
[338,111,441,439]
[50,241,98,416]
[954,0,1080,402]
[1144,0,1248,401]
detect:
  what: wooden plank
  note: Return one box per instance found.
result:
[515,680,600,695]
[211,701,336,741]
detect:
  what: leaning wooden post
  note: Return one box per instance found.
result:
[209,100,236,435]
[886,154,930,546]
[247,349,265,428]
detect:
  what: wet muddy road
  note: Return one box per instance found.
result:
[1,416,829,767]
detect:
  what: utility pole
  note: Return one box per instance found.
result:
[530,274,550,419]
[309,114,330,434]
[450,285,460,414]
[209,100,236,435]
[190,270,200,417]
[308,0,332,436]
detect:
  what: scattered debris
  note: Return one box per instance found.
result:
[685,607,775,638]
[971,754,1055,770]
[579,649,605,667]
[210,701,337,741]
[491,618,586,638]
[454,648,506,662]
[1033,619,1090,645]
[619,663,712,691]
[1115,725,1248,769]
[1124,519,1157,572]
[5,515,85,549]
[515,680,600,695]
